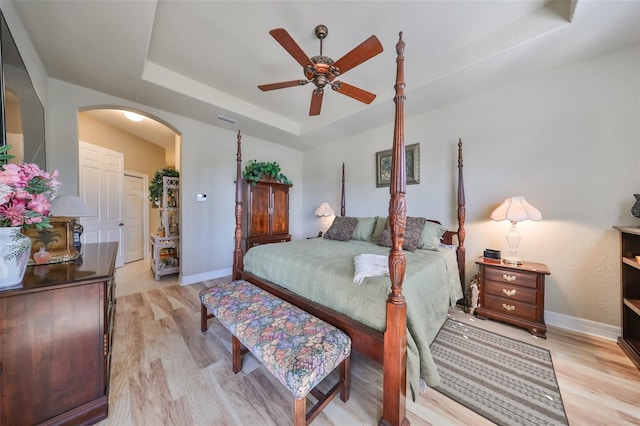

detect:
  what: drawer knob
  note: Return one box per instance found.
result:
[502,288,516,297]
[502,274,517,282]
[502,303,516,311]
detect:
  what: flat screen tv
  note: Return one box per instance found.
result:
[0,10,45,170]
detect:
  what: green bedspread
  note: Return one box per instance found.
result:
[243,238,463,397]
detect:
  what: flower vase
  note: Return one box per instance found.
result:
[632,194,640,219]
[0,227,32,289]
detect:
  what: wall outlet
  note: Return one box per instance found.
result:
[196,193,207,202]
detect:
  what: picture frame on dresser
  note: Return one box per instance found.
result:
[22,217,80,265]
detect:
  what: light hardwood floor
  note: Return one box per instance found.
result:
[100,260,640,425]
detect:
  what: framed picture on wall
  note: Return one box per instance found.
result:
[376,143,420,187]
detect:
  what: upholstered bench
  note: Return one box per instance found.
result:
[199,280,351,425]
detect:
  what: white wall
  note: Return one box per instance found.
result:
[301,44,640,329]
[46,79,303,283]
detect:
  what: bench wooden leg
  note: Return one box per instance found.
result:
[340,356,350,402]
[304,355,350,424]
[200,303,214,332]
[294,397,306,426]
[232,335,243,373]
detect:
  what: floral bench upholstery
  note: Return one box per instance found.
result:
[200,279,351,425]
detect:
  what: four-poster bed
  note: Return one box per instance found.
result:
[231,33,466,426]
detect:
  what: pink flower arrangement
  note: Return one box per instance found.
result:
[0,162,61,228]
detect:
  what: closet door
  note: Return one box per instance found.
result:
[79,141,124,267]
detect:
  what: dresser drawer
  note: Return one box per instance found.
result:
[484,281,537,303]
[485,268,537,288]
[484,295,538,321]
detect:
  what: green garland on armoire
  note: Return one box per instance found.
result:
[242,160,292,186]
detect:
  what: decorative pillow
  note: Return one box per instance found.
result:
[369,216,387,243]
[377,216,427,252]
[351,217,377,241]
[323,216,358,241]
[418,221,447,250]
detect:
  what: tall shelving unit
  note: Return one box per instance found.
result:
[150,176,180,280]
[614,226,640,370]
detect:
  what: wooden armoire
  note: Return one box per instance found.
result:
[242,180,291,251]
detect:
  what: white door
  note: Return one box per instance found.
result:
[123,173,146,263]
[79,141,125,267]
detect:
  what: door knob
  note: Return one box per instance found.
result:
[119,223,124,226]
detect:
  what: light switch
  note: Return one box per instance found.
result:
[196,193,207,202]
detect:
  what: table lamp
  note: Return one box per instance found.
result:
[314,202,335,237]
[490,196,542,265]
[50,195,95,250]
[315,202,335,217]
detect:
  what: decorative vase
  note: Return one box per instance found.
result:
[0,227,32,289]
[632,194,640,219]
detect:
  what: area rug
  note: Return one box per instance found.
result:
[431,319,569,426]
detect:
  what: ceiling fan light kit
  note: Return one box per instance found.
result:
[258,25,383,116]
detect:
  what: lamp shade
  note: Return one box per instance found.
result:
[314,202,335,217]
[50,195,95,217]
[490,196,542,223]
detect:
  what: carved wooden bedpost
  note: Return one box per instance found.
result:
[233,130,243,280]
[341,162,346,217]
[456,139,466,286]
[379,32,409,426]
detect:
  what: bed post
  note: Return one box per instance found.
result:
[456,139,466,286]
[341,162,346,217]
[379,32,409,426]
[233,130,243,280]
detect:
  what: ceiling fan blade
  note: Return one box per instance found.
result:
[332,81,376,104]
[309,89,324,116]
[269,28,314,68]
[332,35,383,76]
[258,80,307,91]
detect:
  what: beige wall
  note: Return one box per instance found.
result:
[78,112,170,236]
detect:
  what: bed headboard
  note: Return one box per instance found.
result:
[337,140,466,286]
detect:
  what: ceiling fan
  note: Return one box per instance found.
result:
[258,25,383,116]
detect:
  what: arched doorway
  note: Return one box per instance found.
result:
[77,107,180,267]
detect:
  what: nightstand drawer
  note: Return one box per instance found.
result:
[484,281,537,303]
[484,295,538,321]
[485,268,537,288]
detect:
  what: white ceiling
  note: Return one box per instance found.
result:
[11,0,640,150]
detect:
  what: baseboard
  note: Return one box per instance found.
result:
[545,310,620,341]
[179,267,232,286]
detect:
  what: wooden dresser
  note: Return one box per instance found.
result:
[0,242,118,425]
[242,180,291,251]
[475,257,550,338]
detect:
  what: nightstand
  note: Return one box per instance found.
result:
[475,257,550,338]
